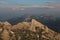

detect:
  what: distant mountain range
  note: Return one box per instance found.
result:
[0,7,60,21]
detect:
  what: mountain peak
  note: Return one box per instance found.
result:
[29,19,45,32]
[0,19,60,40]
[4,21,11,26]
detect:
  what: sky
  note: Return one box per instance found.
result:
[0,0,60,5]
[0,0,60,11]
[0,0,60,20]
[0,0,60,10]
[0,0,60,12]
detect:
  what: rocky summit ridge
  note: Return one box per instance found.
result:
[0,19,60,40]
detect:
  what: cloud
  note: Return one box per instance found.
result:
[47,2,60,9]
[0,1,55,8]
[0,4,55,11]
[0,1,58,11]
[0,1,7,4]
[12,7,25,11]
[0,1,18,5]
[6,5,54,11]
[9,5,54,8]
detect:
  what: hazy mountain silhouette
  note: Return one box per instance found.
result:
[0,7,60,21]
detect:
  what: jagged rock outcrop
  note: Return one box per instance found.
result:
[30,19,45,32]
[1,29,10,40]
[29,19,60,40]
[0,21,12,33]
[12,22,30,30]
[3,21,12,30]
[0,21,13,40]
[0,22,4,32]
[11,19,60,40]
[0,19,60,40]
[0,21,12,30]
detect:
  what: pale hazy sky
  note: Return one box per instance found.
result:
[0,0,60,6]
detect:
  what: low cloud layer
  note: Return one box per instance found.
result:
[0,1,60,11]
[0,1,7,4]
[0,1,18,5]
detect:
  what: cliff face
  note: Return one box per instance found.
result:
[0,19,60,40]
[12,19,60,40]
[30,19,45,32]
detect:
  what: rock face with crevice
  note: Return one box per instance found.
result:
[0,19,60,40]
[30,19,60,40]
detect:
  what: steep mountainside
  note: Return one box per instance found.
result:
[0,19,60,40]
[12,19,60,40]
[8,14,60,33]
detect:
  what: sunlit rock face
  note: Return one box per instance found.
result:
[0,28,3,32]
[12,22,30,30]
[0,21,12,30]
[3,21,12,30]
[0,22,4,32]
[30,19,45,32]
[28,19,58,39]
[1,29,10,40]
[0,19,60,40]
[0,21,12,33]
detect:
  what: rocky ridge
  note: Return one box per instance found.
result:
[0,19,60,40]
